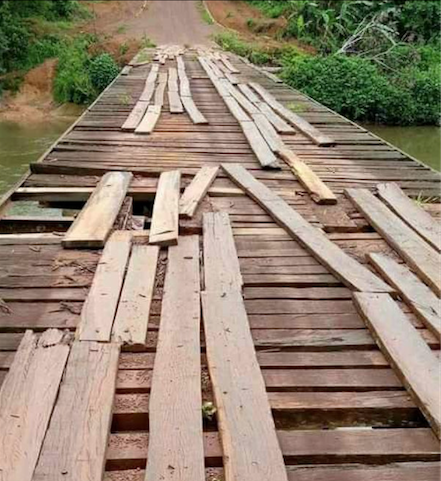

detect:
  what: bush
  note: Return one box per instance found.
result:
[89,53,119,91]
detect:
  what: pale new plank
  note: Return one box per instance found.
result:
[144,236,204,481]
[112,245,159,345]
[180,166,219,218]
[33,341,120,480]
[122,101,149,131]
[62,171,132,249]
[149,170,180,246]
[354,292,441,438]
[135,105,162,134]
[278,149,337,205]
[378,182,441,252]
[0,330,70,481]
[79,231,132,341]
[241,121,280,169]
[346,188,441,296]
[181,96,208,124]
[369,253,441,338]
[222,164,393,293]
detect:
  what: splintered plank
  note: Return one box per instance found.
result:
[0,330,70,481]
[241,121,280,169]
[112,245,159,345]
[354,292,441,438]
[62,172,133,249]
[223,164,392,293]
[278,149,337,205]
[122,101,150,131]
[180,166,219,218]
[79,231,132,341]
[168,91,184,113]
[203,212,243,292]
[201,290,288,481]
[378,183,441,252]
[135,105,162,134]
[181,96,208,124]
[369,253,441,338]
[145,236,204,481]
[249,82,335,147]
[346,188,441,296]
[34,341,120,480]
[149,170,180,246]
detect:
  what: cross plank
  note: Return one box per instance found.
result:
[180,166,219,218]
[62,172,133,249]
[79,231,132,341]
[346,188,441,296]
[144,236,204,481]
[222,164,393,293]
[354,292,441,438]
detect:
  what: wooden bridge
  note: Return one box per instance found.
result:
[0,45,440,481]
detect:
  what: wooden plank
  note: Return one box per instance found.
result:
[0,233,62,245]
[203,212,243,292]
[79,231,132,341]
[168,91,184,113]
[252,112,285,152]
[62,172,133,249]
[121,101,150,131]
[256,101,296,134]
[149,170,180,246]
[224,96,251,123]
[168,67,179,92]
[135,105,162,134]
[237,83,260,103]
[112,245,159,345]
[378,183,441,251]
[346,188,441,296]
[139,82,156,103]
[181,96,208,124]
[226,82,260,114]
[154,72,167,107]
[34,341,120,480]
[223,164,392,293]
[249,82,336,146]
[240,121,280,169]
[145,236,204,481]
[278,149,337,205]
[202,289,288,481]
[0,330,70,481]
[180,166,219,218]
[354,292,441,438]
[369,253,441,338]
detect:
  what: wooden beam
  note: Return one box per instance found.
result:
[0,330,70,481]
[34,340,120,480]
[369,253,441,338]
[222,164,393,293]
[62,171,132,249]
[112,245,159,346]
[149,170,180,246]
[377,183,441,252]
[180,166,219,218]
[354,292,441,438]
[79,231,132,341]
[145,236,204,481]
[346,188,441,296]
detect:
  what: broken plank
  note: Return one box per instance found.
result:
[222,164,392,293]
[181,96,208,124]
[241,121,280,169]
[112,245,159,346]
[354,292,441,438]
[0,330,70,481]
[79,231,132,341]
[135,105,162,134]
[180,166,219,218]
[149,170,180,246]
[145,236,204,481]
[34,341,120,480]
[346,188,441,296]
[369,253,441,338]
[122,101,150,131]
[278,149,337,205]
[62,171,133,249]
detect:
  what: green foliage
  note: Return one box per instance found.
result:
[89,53,119,91]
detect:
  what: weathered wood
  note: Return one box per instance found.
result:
[62,172,132,249]
[378,183,441,251]
[223,164,392,293]
[79,231,132,341]
[224,96,251,123]
[145,236,204,481]
[0,330,70,481]
[149,170,180,246]
[180,166,219,218]
[135,105,162,134]
[168,91,184,113]
[154,73,167,107]
[34,341,120,480]
[241,121,280,169]
[256,101,296,134]
[354,292,441,438]
[0,233,62,245]
[122,101,150,131]
[181,96,208,124]
[112,245,159,345]
[252,112,285,152]
[346,188,441,296]
[278,149,337,205]
[369,253,441,338]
